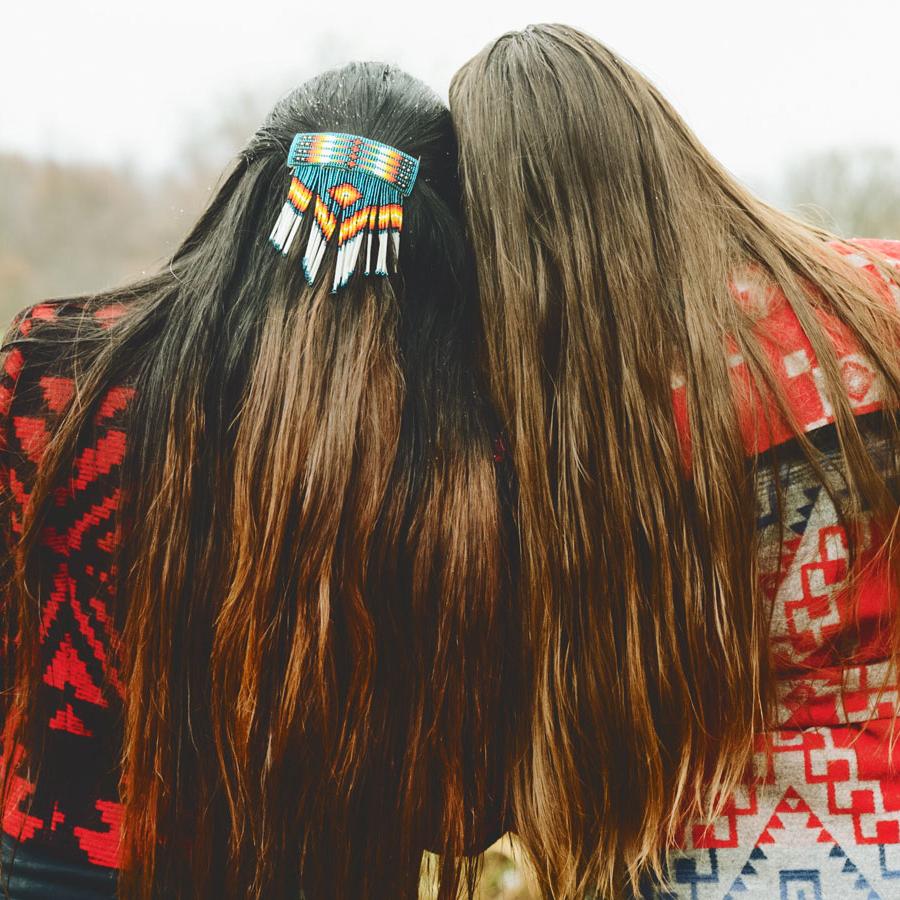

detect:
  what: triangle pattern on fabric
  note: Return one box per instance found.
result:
[721,785,882,899]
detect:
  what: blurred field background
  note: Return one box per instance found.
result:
[2,2,899,896]
[420,838,542,899]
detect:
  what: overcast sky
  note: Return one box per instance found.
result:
[2,0,898,187]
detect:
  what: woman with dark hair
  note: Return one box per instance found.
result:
[450,24,900,900]
[0,62,515,899]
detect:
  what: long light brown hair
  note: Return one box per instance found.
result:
[450,23,900,898]
[0,63,516,899]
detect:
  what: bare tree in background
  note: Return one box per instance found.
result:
[779,145,900,239]
[146,91,270,267]
[0,93,267,325]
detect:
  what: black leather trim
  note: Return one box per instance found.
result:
[0,836,117,900]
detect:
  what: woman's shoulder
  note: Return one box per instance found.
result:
[0,300,64,434]
[3,297,127,344]
[827,237,900,288]
[0,298,135,475]
[841,237,900,262]
[2,296,130,391]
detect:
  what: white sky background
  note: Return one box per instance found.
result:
[1,0,898,188]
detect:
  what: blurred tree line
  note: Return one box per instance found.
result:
[0,92,265,327]
[2,107,899,328]
[778,146,900,240]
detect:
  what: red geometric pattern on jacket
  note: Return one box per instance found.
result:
[0,300,132,869]
[0,239,898,878]
[657,238,900,898]
[671,239,900,463]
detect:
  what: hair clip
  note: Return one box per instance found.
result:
[268,132,420,293]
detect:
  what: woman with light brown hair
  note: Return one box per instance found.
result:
[450,23,900,900]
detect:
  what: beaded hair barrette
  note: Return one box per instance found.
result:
[269,132,420,293]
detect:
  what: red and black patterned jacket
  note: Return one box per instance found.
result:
[1,301,132,870]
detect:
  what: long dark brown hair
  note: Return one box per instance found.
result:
[450,23,900,898]
[0,62,516,899]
